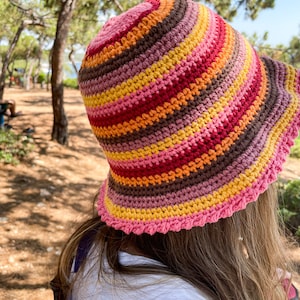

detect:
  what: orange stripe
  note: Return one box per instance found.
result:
[91,22,235,138]
[104,78,300,221]
[82,0,174,68]
[110,58,268,186]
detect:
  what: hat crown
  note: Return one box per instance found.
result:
[79,0,300,235]
[86,1,155,57]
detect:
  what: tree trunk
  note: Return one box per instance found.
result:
[23,51,29,90]
[0,16,44,100]
[33,35,44,89]
[68,47,78,76]
[25,62,34,91]
[47,48,52,92]
[8,62,14,88]
[0,22,25,100]
[51,0,77,145]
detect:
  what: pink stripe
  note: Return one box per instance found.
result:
[106,44,255,166]
[102,46,248,153]
[98,105,300,235]
[297,69,300,94]
[81,0,198,95]
[107,59,291,207]
[86,0,159,57]
[106,88,291,208]
[85,9,217,119]
[101,71,249,155]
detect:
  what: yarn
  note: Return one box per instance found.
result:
[78,0,300,235]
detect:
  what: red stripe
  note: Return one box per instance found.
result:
[112,68,263,178]
[87,1,160,57]
[88,15,226,128]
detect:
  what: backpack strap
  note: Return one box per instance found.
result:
[50,227,99,299]
[74,228,98,273]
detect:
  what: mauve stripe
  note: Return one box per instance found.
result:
[108,56,259,171]
[273,59,288,88]
[87,13,218,125]
[108,55,261,177]
[107,75,291,208]
[104,38,252,157]
[297,69,300,93]
[101,33,241,152]
[86,1,159,57]
[107,130,272,208]
[101,71,233,152]
[102,110,299,232]
[110,89,260,178]
[107,58,283,197]
[79,0,186,82]
[87,14,225,128]
[86,13,219,128]
[81,1,198,95]
[100,134,296,233]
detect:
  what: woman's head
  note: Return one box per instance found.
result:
[138,185,287,299]
[66,184,286,299]
[55,2,300,298]
[56,183,292,299]
[78,0,300,236]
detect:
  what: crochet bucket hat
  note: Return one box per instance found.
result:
[78,0,300,235]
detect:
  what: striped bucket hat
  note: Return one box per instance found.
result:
[78,0,300,235]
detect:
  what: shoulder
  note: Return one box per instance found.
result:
[130,275,211,300]
[71,250,212,300]
[119,252,211,299]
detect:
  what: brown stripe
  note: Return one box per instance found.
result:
[78,0,187,82]
[107,59,281,197]
[98,30,241,147]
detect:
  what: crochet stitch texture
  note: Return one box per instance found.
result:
[78,0,300,235]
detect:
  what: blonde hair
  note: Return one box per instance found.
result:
[54,185,292,299]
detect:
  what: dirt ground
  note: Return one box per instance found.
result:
[0,87,299,299]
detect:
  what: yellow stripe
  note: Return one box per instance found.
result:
[104,82,300,221]
[91,21,236,139]
[82,0,175,68]
[109,50,263,187]
[105,38,254,161]
[83,5,208,108]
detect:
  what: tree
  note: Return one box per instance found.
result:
[288,37,300,67]
[202,0,275,21]
[19,36,39,87]
[50,0,77,145]
[0,1,22,98]
[32,33,48,89]
[7,34,40,89]
[50,0,104,144]
[67,0,101,76]
[0,0,45,100]
[245,32,300,68]
[47,0,277,145]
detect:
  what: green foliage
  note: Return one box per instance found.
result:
[203,0,274,21]
[282,180,300,211]
[290,133,300,158]
[13,35,40,60]
[98,0,140,15]
[279,207,297,223]
[289,37,300,66]
[63,78,78,89]
[278,179,300,240]
[245,31,300,68]
[0,0,21,42]
[0,130,34,164]
[296,227,300,239]
[38,72,46,83]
